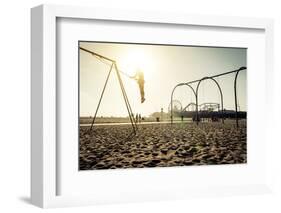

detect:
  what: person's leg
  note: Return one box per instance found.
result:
[139,83,145,103]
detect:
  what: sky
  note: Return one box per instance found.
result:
[79,42,247,117]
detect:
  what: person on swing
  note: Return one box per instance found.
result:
[131,69,145,103]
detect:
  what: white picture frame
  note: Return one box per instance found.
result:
[31,4,274,208]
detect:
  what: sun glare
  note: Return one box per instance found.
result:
[118,49,153,80]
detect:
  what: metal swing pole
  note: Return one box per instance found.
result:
[80,47,139,134]
[115,64,138,127]
[171,67,246,126]
[114,63,138,134]
[80,47,134,79]
[89,63,114,131]
[234,67,246,128]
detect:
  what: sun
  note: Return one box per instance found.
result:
[118,49,153,79]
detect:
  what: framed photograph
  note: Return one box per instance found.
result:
[31,4,274,208]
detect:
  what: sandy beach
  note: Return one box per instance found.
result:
[79,120,247,170]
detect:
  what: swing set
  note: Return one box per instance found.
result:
[170,66,247,128]
[80,47,138,134]
[81,46,246,132]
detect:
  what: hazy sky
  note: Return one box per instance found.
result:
[79,42,247,117]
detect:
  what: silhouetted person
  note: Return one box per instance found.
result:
[135,113,139,123]
[131,70,145,103]
[138,114,141,123]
